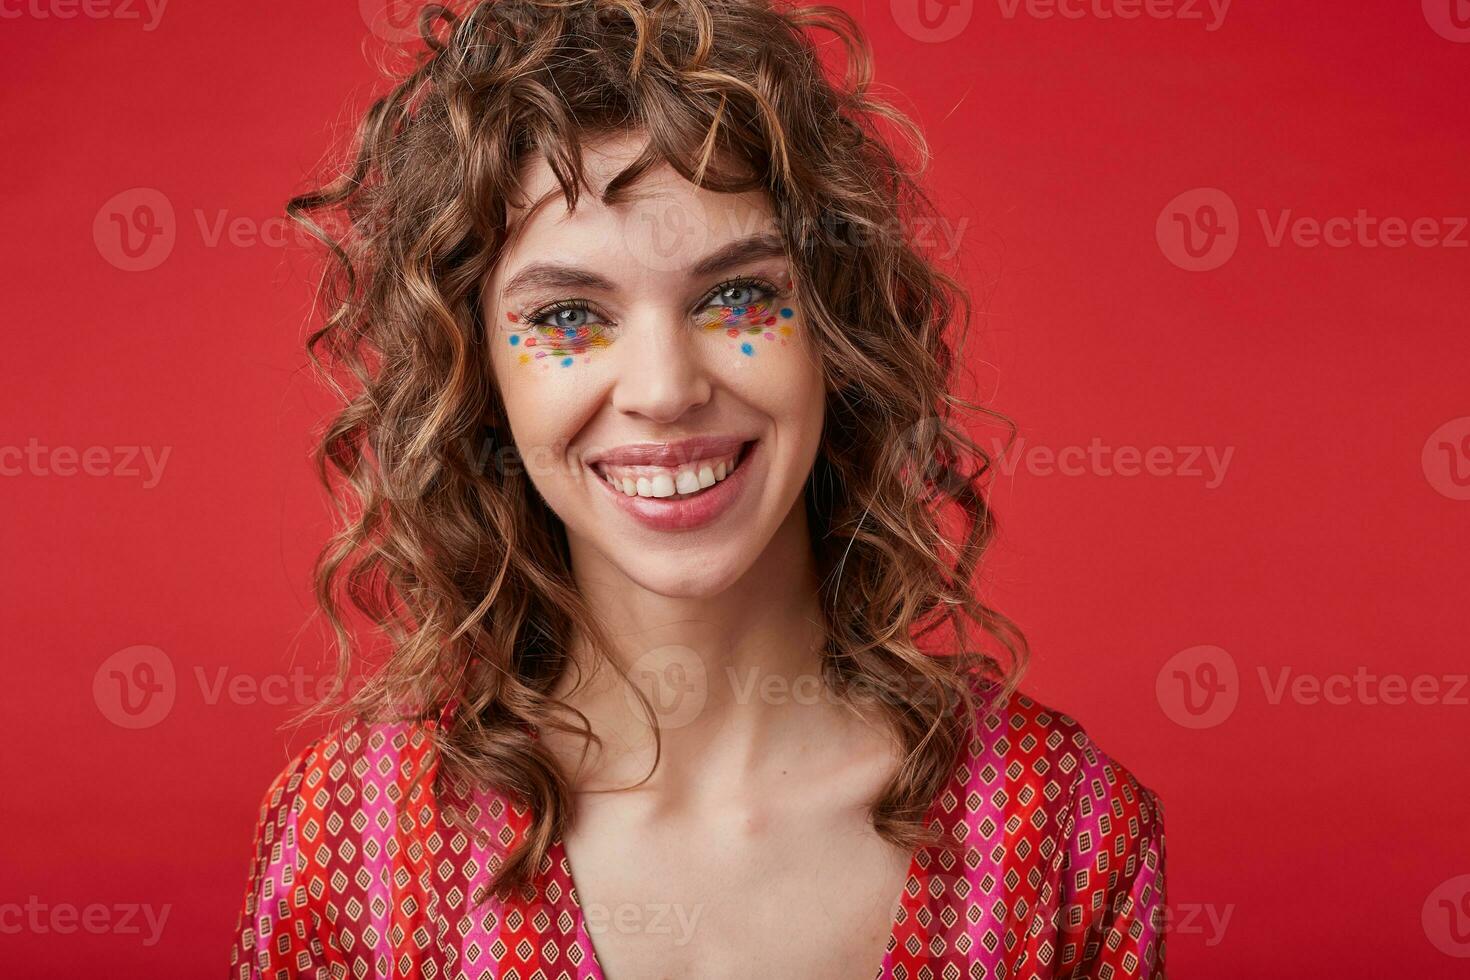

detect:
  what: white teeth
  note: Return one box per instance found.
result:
[595,448,745,500]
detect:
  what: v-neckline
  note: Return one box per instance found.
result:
[547,805,931,980]
[527,683,977,979]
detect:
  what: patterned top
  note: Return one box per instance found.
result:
[231,685,1166,979]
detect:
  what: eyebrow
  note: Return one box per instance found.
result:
[499,232,788,300]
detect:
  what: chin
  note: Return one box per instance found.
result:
[612,549,751,599]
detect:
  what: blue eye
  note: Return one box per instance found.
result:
[709,279,775,308]
[526,299,605,331]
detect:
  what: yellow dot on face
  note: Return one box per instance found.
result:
[778,325,793,337]
[518,353,530,365]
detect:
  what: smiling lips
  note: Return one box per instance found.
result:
[594,448,742,499]
[584,435,757,530]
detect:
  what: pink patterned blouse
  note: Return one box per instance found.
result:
[231,684,1166,978]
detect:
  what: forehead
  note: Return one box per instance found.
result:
[499,134,781,271]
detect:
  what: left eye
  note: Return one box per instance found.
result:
[708,281,773,308]
[533,304,605,332]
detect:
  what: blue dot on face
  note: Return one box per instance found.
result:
[509,335,520,345]
[779,307,794,318]
[561,357,573,366]
[740,342,754,356]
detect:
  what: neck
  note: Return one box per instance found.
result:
[551,503,853,799]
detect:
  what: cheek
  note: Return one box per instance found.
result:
[701,302,824,421]
[492,329,606,460]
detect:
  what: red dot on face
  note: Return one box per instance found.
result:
[525,337,537,346]
[726,328,739,338]
[506,312,519,323]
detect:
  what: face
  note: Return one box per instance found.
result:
[482,133,827,598]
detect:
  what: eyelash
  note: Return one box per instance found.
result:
[519,275,784,332]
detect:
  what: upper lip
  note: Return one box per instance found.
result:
[583,435,752,469]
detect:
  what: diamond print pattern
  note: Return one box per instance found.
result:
[231,681,1164,978]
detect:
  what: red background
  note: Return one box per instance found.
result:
[3,0,1467,976]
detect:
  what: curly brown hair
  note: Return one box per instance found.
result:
[288,0,1027,899]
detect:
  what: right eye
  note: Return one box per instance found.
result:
[526,299,610,333]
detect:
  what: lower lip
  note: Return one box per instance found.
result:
[593,441,757,532]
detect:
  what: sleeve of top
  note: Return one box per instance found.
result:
[229,741,339,980]
[1057,745,1167,979]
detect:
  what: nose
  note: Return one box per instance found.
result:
[609,311,713,423]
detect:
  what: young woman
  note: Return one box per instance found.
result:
[231,1,1165,977]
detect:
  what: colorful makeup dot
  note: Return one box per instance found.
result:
[509,335,520,345]
[517,352,530,365]
[779,307,794,318]
[763,331,775,340]
[506,312,520,323]
[740,342,754,356]
[778,325,793,337]
[726,328,739,338]
[525,337,537,347]
[561,356,573,366]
